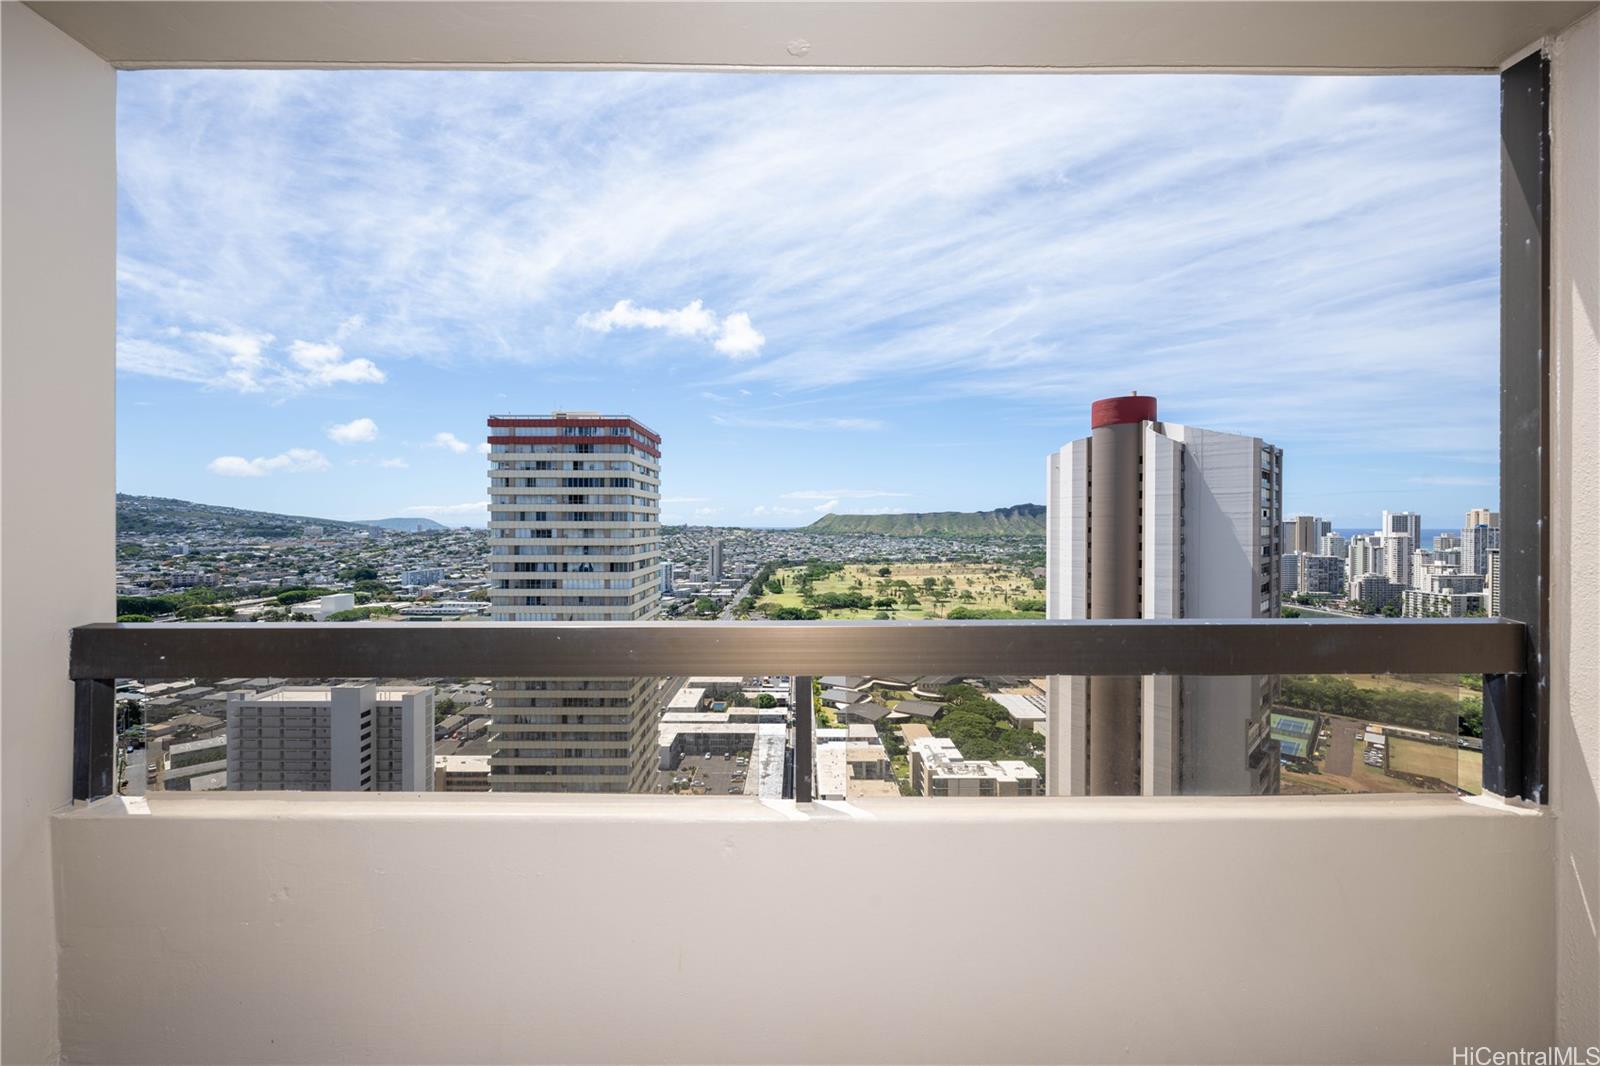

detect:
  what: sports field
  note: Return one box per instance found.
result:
[756,562,1041,620]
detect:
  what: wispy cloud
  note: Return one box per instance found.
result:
[327,417,379,444]
[206,448,330,477]
[116,71,1500,521]
[378,456,409,469]
[711,413,885,432]
[662,495,710,504]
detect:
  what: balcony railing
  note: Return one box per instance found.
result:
[69,617,1529,803]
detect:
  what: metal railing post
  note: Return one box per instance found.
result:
[73,678,116,802]
[792,676,814,803]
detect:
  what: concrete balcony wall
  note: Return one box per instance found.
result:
[4,3,1598,1063]
[52,794,1552,1065]
[1550,6,1600,1049]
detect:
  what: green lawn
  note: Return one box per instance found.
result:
[757,562,1042,620]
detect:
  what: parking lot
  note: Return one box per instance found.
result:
[655,750,753,795]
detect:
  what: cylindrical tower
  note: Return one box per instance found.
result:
[1085,394,1156,795]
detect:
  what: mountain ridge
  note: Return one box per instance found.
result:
[116,494,448,537]
[806,504,1045,537]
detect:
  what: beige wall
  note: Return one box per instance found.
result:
[1,6,116,1064]
[5,3,1597,1061]
[1551,7,1600,1048]
[54,793,1553,1066]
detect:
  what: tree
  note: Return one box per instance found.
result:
[116,614,154,623]
[1281,607,1302,618]
[693,596,717,615]
[1381,604,1402,618]
[753,693,778,709]
[877,566,892,577]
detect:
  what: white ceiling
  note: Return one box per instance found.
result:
[24,1,1599,72]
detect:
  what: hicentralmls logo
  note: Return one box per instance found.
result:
[1453,1049,1600,1066]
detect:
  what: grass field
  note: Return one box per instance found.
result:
[1388,735,1482,795]
[757,562,1041,620]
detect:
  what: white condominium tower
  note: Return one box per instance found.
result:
[1046,394,1282,797]
[226,683,434,791]
[486,412,662,792]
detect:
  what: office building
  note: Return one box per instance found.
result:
[1433,532,1461,552]
[709,537,724,582]
[226,683,434,791]
[1319,532,1348,560]
[399,567,447,587]
[1046,393,1281,797]
[486,412,662,792]
[1297,554,1346,595]
[1466,507,1500,528]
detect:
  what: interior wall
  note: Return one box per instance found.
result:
[53,795,1553,1066]
[0,6,116,1065]
[1550,7,1600,1047]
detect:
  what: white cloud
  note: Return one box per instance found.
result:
[752,504,807,517]
[288,338,386,386]
[781,488,911,500]
[713,312,765,359]
[692,506,723,516]
[327,417,379,444]
[580,299,718,337]
[476,441,492,455]
[206,447,330,477]
[117,320,384,393]
[662,495,709,504]
[812,500,840,513]
[429,431,469,454]
[378,456,409,469]
[579,299,765,359]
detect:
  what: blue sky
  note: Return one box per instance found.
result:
[116,71,1500,529]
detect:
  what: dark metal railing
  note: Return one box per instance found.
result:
[71,617,1528,803]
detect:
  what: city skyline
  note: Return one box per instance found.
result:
[115,70,1500,528]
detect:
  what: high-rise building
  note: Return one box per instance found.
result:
[1319,532,1348,560]
[226,683,434,791]
[709,537,724,583]
[1350,574,1406,613]
[486,412,662,793]
[1289,515,1328,555]
[1466,507,1500,529]
[1046,394,1281,797]
[1486,548,1502,616]
[1382,510,1423,543]
[1461,522,1502,576]
[1347,533,1385,580]
[1382,532,1414,587]
[1298,554,1346,595]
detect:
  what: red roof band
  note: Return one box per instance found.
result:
[1090,394,1157,429]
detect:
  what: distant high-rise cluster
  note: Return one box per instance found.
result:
[1046,394,1282,797]
[1278,505,1499,619]
[485,411,662,793]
